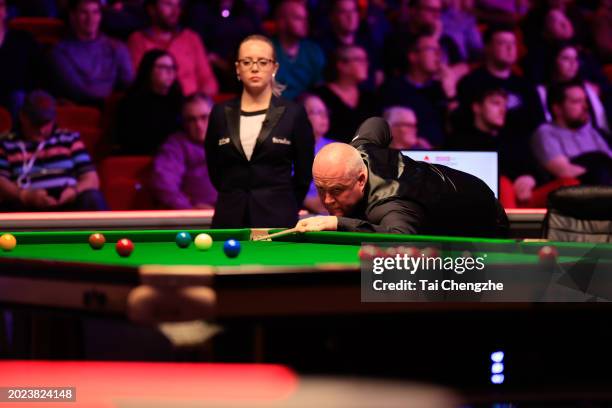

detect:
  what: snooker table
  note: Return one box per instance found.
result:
[1,228,612,321]
[2,229,612,390]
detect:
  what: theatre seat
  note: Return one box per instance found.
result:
[499,176,580,209]
[8,17,65,45]
[213,93,238,104]
[56,105,102,129]
[0,107,11,133]
[99,156,155,210]
[543,186,612,242]
[56,105,106,162]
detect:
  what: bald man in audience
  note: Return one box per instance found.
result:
[295,117,508,237]
[384,106,432,150]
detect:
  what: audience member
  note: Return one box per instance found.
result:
[380,33,458,146]
[316,0,383,88]
[0,91,107,211]
[150,93,217,209]
[115,49,183,155]
[532,81,612,185]
[273,0,326,100]
[474,0,528,25]
[13,0,59,17]
[299,93,333,214]
[457,25,541,134]
[50,0,133,105]
[441,0,484,62]
[384,106,432,150]
[535,42,610,134]
[0,0,42,117]
[314,45,380,143]
[449,87,539,203]
[522,8,579,84]
[591,0,612,64]
[383,0,463,77]
[101,0,148,40]
[128,0,219,96]
[521,0,587,52]
[185,0,261,93]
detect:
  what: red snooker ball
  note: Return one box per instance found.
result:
[116,238,134,257]
[358,245,377,260]
[89,233,106,250]
[538,245,558,262]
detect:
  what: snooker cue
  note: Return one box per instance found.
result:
[253,227,300,241]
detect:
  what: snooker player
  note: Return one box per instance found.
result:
[295,117,509,237]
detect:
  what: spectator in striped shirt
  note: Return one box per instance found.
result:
[0,90,108,211]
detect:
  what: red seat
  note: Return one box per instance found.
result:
[213,93,237,104]
[8,17,65,45]
[604,64,612,84]
[98,156,156,210]
[262,20,277,36]
[500,176,580,209]
[0,107,11,133]
[56,105,102,129]
[56,105,106,161]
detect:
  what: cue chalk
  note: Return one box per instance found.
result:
[252,227,300,241]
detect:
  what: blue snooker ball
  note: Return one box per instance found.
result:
[223,239,241,258]
[176,231,192,248]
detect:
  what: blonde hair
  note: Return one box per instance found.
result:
[237,34,286,97]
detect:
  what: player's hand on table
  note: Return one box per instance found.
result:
[20,188,58,209]
[295,216,338,232]
[58,186,78,206]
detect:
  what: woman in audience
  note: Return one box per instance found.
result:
[150,93,217,209]
[536,42,610,135]
[314,45,380,143]
[298,93,333,214]
[204,34,314,228]
[115,49,183,155]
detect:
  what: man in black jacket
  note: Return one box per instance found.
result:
[296,117,508,237]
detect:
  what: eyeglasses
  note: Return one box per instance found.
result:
[307,108,328,117]
[418,46,441,54]
[154,63,177,72]
[237,58,276,70]
[391,122,417,128]
[340,56,368,64]
[185,114,210,123]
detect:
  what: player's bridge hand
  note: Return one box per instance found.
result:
[295,216,338,232]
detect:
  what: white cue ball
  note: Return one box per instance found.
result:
[194,233,213,251]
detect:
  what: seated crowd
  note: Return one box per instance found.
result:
[1,0,611,214]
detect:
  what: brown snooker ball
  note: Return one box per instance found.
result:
[116,238,134,257]
[89,233,106,250]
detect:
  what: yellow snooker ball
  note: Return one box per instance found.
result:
[194,233,213,251]
[0,233,17,251]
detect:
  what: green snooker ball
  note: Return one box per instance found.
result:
[176,232,192,248]
[194,233,213,251]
